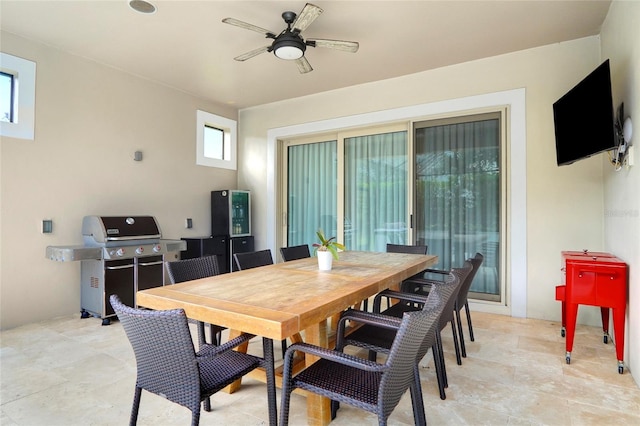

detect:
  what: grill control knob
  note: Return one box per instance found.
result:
[116,248,125,257]
[136,247,144,255]
[152,244,161,253]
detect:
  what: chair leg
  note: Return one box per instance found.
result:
[410,364,427,426]
[455,308,467,358]
[436,330,448,388]
[203,396,211,412]
[368,350,377,362]
[450,318,462,366]
[263,337,278,426]
[465,302,475,342]
[190,407,200,426]
[281,339,288,358]
[432,343,446,400]
[130,387,142,426]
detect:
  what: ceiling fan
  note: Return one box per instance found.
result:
[222,3,359,74]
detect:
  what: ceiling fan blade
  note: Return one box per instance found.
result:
[234,46,270,61]
[292,3,323,33]
[307,39,359,53]
[295,56,313,74]
[222,18,276,38]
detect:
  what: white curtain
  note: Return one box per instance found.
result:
[286,140,337,249]
[345,131,407,252]
[415,118,500,295]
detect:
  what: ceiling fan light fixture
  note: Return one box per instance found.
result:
[273,33,306,60]
[275,45,303,60]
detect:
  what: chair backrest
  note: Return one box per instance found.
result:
[378,301,442,420]
[438,260,472,329]
[109,294,201,412]
[280,245,311,262]
[166,255,220,284]
[386,244,428,255]
[233,249,274,271]
[456,252,484,308]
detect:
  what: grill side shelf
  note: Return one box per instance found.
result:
[46,246,102,262]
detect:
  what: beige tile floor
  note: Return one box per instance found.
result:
[1,310,639,426]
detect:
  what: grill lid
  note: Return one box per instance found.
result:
[82,216,161,245]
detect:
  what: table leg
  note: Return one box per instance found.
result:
[226,329,249,393]
[262,337,277,426]
[304,319,331,426]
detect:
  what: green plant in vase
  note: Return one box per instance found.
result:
[312,229,346,260]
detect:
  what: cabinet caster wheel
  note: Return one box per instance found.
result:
[603,335,608,344]
[101,318,111,326]
[561,329,565,338]
[80,310,91,319]
[618,362,624,374]
[565,353,571,364]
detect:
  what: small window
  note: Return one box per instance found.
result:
[0,52,36,140]
[196,110,236,170]
[1,71,15,123]
[204,125,224,160]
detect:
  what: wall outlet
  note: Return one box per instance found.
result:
[42,219,53,234]
[185,218,193,229]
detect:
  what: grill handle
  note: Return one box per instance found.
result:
[138,260,164,267]
[105,264,134,271]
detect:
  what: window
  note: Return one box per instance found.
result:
[1,71,15,122]
[0,52,36,140]
[196,110,236,169]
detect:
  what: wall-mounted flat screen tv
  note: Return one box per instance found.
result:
[553,60,616,166]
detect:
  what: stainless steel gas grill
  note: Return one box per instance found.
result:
[47,216,186,325]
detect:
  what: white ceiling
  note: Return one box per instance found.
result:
[1,0,612,110]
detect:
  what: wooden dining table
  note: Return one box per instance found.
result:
[137,250,438,426]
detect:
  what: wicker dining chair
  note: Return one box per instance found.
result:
[233,249,274,271]
[402,253,484,357]
[279,244,311,262]
[381,244,429,310]
[280,299,444,426]
[166,255,225,346]
[343,267,466,401]
[110,295,265,426]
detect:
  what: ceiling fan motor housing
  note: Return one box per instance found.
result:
[273,31,306,60]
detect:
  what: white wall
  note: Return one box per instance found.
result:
[600,0,640,385]
[0,32,238,330]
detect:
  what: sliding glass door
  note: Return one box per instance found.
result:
[282,125,408,252]
[414,113,502,299]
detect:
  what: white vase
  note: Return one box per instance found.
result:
[317,250,333,271]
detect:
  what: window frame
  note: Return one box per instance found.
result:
[0,52,36,140]
[196,109,236,170]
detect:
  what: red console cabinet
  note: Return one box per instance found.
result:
[557,250,627,373]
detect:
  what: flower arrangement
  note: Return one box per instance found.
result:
[312,229,346,260]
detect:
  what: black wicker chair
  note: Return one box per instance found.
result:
[403,253,484,358]
[110,294,273,426]
[280,297,444,426]
[166,255,225,346]
[345,267,467,401]
[233,249,274,270]
[279,244,311,262]
[381,244,429,310]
